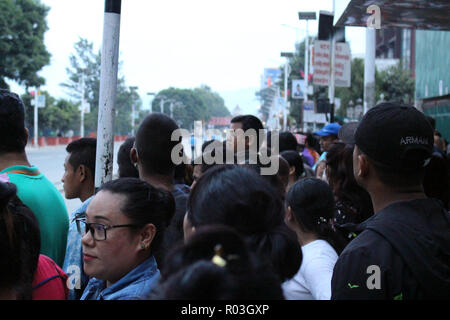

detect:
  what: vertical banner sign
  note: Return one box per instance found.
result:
[313,40,331,86]
[334,43,351,87]
[313,40,351,88]
[95,0,122,188]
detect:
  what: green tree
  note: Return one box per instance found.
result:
[21,91,80,136]
[62,38,141,135]
[193,85,230,118]
[0,0,51,89]
[152,88,206,130]
[150,86,230,130]
[376,63,415,104]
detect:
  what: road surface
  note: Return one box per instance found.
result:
[26,136,194,214]
[26,142,123,214]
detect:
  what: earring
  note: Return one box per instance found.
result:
[140,243,146,250]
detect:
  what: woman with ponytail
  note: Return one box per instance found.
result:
[184,165,302,283]
[282,178,347,300]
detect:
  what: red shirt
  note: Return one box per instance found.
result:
[32,255,68,300]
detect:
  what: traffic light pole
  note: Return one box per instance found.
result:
[95,0,122,188]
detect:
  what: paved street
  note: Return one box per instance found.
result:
[26,137,193,214]
[26,142,123,214]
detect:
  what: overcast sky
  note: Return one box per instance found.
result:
[9,0,366,115]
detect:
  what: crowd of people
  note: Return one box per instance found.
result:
[1,88,449,300]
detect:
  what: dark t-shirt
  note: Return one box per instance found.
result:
[156,185,189,268]
[331,198,450,300]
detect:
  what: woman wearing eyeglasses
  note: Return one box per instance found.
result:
[78,178,175,300]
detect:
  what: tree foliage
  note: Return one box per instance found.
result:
[335,60,415,118]
[150,85,230,130]
[61,38,142,135]
[0,0,51,89]
[21,91,80,136]
[376,63,415,104]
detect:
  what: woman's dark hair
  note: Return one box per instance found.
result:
[187,165,301,281]
[152,225,283,300]
[306,133,320,154]
[286,178,347,254]
[279,131,298,153]
[117,137,139,178]
[326,142,374,222]
[98,178,175,260]
[195,140,228,174]
[0,181,41,299]
[280,150,304,179]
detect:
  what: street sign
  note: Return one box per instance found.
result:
[304,100,314,111]
[281,52,294,58]
[37,94,46,108]
[79,101,90,113]
[298,12,317,20]
[313,40,351,87]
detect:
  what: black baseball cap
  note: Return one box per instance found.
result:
[338,122,359,145]
[354,102,433,171]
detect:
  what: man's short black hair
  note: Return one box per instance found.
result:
[356,146,425,190]
[279,131,298,153]
[0,89,27,154]
[66,138,97,181]
[118,136,139,178]
[231,115,264,150]
[135,113,181,176]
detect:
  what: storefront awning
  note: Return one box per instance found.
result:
[335,0,450,30]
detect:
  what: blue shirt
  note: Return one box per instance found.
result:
[312,152,327,171]
[80,256,160,300]
[62,196,93,300]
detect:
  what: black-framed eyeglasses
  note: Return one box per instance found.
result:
[75,218,141,241]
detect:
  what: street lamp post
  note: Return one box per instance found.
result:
[281,52,294,131]
[298,12,316,129]
[298,12,317,102]
[147,92,155,114]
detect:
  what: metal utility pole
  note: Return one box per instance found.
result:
[95,0,122,188]
[147,92,155,114]
[329,31,336,123]
[364,28,376,114]
[80,77,85,137]
[281,52,294,131]
[129,86,138,135]
[159,95,168,113]
[33,88,39,148]
[298,11,317,126]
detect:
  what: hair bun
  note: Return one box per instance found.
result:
[0,181,17,209]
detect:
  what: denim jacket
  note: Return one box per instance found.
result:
[62,196,93,300]
[80,256,160,300]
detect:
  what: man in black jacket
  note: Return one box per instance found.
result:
[331,102,450,300]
